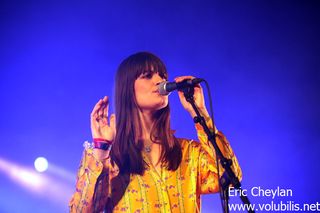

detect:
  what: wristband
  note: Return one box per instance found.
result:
[93,141,112,151]
[93,138,112,144]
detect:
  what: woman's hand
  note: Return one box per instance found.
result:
[175,76,209,119]
[90,96,116,142]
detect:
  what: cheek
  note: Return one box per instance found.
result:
[134,80,148,93]
[134,81,148,104]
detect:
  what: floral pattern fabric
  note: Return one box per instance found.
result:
[69,119,242,212]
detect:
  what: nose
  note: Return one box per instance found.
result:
[153,73,165,86]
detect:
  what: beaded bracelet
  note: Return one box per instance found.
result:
[83,140,112,151]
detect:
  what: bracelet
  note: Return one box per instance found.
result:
[93,138,112,144]
[93,141,112,151]
[83,140,112,151]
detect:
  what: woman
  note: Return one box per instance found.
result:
[69,52,242,212]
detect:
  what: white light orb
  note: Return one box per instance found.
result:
[34,157,48,172]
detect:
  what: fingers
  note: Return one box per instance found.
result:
[91,96,110,125]
[174,75,206,114]
[91,98,103,123]
[99,96,109,125]
[110,113,116,135]
[97,96,108,118]
[174,75,202,89]
[174,76,195,83]
[90,96,115,140]
[91,98,103,137]
[174,76,193,99]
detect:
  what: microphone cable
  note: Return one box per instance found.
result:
[203,79,227,213]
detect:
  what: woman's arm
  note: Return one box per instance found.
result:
[69,147,109,212]
[195,117,242,194]
[174,76,242,193]
[69,96,115,212]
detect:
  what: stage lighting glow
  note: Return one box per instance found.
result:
[34,157,48,172]
[0,157,74,207]
[10,167,44,189]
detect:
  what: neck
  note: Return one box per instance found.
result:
[138,109,155,141]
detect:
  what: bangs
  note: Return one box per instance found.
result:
[129,52,168,80]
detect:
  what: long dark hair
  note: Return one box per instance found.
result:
[110,52,182,175]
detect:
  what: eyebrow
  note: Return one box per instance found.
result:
[140,67,167,79]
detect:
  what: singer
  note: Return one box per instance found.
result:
[69,52,242,212]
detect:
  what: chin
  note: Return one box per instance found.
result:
[152,99,168,111]
[158,97,168,108]
[157,103,168,110]
[138,96,168,111]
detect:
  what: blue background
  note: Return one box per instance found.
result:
[0,0,319,212]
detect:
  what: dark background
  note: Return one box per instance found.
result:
[1,0,319,212]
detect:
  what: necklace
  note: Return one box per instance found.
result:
[143,139,161,153]
[145,145,152,153]
[143,140,154,153]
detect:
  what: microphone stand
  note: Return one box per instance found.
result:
[181,86,254,213]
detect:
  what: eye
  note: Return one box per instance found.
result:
[159,73,167,81]
[142,73,153,79]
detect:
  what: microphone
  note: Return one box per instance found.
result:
[158,78,204,96]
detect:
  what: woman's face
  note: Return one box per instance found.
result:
[134,71,168,112]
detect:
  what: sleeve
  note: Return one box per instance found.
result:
[195,117,242,194]
[69,147,110,212]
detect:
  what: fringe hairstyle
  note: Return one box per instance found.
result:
[110,52,182,175]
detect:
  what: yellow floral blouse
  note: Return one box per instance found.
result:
[69,119,242,212]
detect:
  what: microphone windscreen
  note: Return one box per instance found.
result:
[158,81,171,96]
